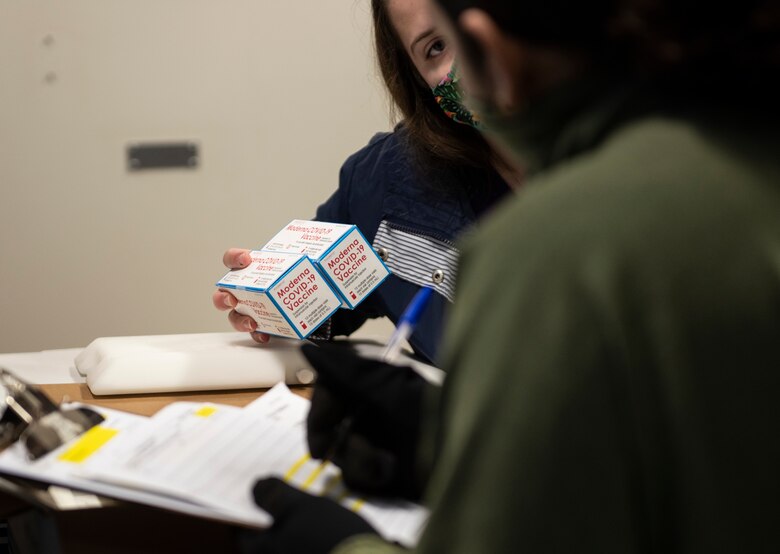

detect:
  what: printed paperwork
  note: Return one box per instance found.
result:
[0,384,428,546]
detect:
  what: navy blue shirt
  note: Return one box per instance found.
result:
[315,129,509,363]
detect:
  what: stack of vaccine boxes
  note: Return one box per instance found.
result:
[216,220,390,340]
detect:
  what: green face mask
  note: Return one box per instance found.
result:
[431,64,481,129]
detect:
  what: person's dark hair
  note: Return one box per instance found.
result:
[436,0,780,89]
[371,0,497,172]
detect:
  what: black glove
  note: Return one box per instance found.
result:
[301,342,428,501]
[239,477,377,554]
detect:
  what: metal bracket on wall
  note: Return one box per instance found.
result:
[127,143,199,171]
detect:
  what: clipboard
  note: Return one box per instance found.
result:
[0,376,429,547]
[1,369,105,461]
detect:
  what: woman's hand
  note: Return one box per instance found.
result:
[212,248,270,344]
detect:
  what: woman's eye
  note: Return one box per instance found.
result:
[426,39,446,59]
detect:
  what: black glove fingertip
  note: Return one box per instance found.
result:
[300,342,359,379]
[253,477,301,517]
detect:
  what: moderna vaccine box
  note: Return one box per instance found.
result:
[216,251,342,339]
[262,219,390,309]
[261,220,390,309]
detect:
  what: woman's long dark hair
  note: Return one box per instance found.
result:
[371,0,498,173]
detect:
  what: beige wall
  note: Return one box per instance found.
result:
[0,1,392,353]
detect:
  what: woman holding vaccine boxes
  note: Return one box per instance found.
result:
[213,0,520,364]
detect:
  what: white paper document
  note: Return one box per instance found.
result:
[0,384,428,546]
[0,405,250,524]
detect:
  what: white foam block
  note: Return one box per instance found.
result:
[74,332,314,396]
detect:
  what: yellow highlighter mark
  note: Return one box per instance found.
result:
[350,498,366,513]
[283,453,311,481]
[58,427,119,464]
[301,460,328,490]
[335,487,366,513]
[194,406,217,418]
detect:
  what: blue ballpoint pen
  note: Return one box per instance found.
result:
[380,286,435,362]
[299,287,434,384]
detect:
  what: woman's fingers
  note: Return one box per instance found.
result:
[223,248,252,269]
[228,308,257,332]
[212,289,238,311]
[217,248,269,342]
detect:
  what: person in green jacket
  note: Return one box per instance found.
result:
[244,0,780,552]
